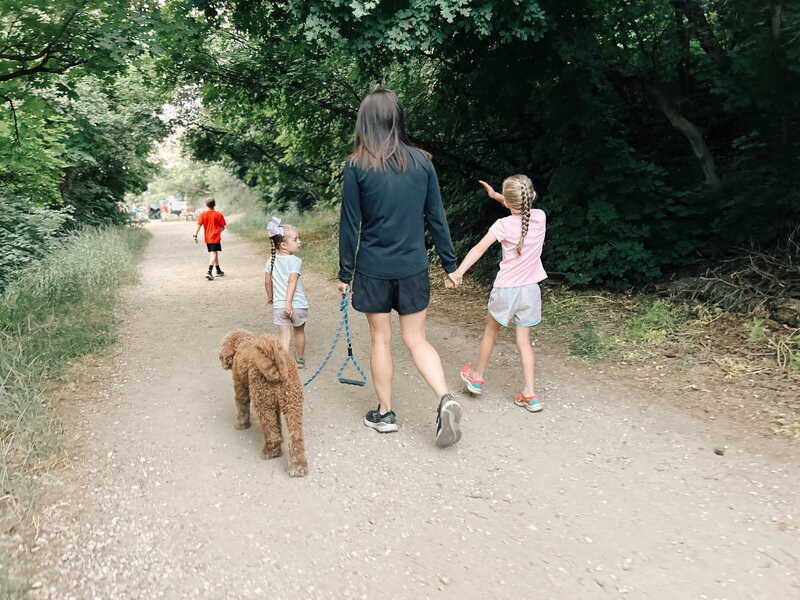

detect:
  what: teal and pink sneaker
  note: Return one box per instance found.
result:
[460,365,484,395]
[514,393,543,412]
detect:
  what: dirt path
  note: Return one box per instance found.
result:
[8,221,800,599]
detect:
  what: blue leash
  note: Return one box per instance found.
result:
[303,287,367,387]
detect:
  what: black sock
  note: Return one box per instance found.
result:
[208,266,213,273]
[216,266,222,272]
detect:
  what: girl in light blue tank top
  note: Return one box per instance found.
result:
[265,217,308,369]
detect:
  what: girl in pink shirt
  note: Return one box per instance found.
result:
[447,175,547,412]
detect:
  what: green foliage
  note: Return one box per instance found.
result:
[138,159,259,212]
[570,321,615,361]
[621,299,688,343]
[0,0,154,85]
[1,2,169,248]
[747,318,765,343]
[157,0,800,287]
[0,226,149,521]
[0,194,72,290]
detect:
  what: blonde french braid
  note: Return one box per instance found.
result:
[515,176,533,255]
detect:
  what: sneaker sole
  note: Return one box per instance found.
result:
[363,418,398,433]
[460,372,482,395]
[436,400,463,448]
[515,400,544,412]
[205,274,214,280]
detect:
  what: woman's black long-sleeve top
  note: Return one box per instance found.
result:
[338,147,457,283]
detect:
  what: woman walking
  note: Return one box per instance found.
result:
[337,89,463,448]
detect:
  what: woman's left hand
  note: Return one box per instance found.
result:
[337,281,349,298]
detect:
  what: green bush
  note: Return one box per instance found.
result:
[621,299,688,343]
[570,322,615,361]
[0,225,149,523]
[0,193,71,292]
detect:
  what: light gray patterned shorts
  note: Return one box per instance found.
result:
[274,307,308,327]
[488,283,542,327]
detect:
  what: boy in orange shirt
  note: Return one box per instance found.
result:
[193,197,227,280]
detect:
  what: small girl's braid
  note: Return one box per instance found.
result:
[515,176,533,255]
[269,235,280,274]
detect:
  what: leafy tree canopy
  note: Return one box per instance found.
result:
[157,0,798,286]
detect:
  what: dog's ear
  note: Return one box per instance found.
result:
[253,334,290,381]
[219,330,254,370]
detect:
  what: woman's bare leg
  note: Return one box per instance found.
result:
[365,313,393,413]
[398,309,448,401]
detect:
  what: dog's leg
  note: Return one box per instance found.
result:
[259,401,283,460]
[280,392,308,478]
[233,378,251,430]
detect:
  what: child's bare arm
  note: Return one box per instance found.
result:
[478,180,507,207]
[454,231,497,282]
[264,273,273,304]
[284,272,299,316]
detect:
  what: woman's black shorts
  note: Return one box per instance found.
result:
[206,243,222,252]
[352,269,430,315]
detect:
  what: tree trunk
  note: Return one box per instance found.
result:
[771,0,783,41]
[670,0,726,66]
[769,0,789,148]
[60,166,74,199]
[644,82,721,186]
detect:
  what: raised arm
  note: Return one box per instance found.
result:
[479,180,508,208]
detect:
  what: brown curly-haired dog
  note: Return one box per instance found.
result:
[219,330,308,477]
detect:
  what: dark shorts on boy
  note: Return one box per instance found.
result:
[206,243,222,252]
[352,269,430,315]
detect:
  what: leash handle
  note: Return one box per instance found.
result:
[303,285,367,387]
[337,290,367,386]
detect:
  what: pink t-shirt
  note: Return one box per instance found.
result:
[488,210,547,288]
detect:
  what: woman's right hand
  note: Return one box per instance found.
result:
[446,271,462,289]
[337,281,349,298]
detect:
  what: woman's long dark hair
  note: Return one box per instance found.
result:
[350,89,430,172]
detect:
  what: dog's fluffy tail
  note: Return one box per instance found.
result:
[219,329,256,370]
[252,334,292,382]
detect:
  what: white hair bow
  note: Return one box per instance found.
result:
[267,216,284,237]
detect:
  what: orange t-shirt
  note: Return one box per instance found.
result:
[197,210,226,244]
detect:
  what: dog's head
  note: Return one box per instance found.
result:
[219,329,256,370]
[252,334,292,382]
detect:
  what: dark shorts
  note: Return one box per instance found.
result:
[352,270,430,315]
[206,243,222,252]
